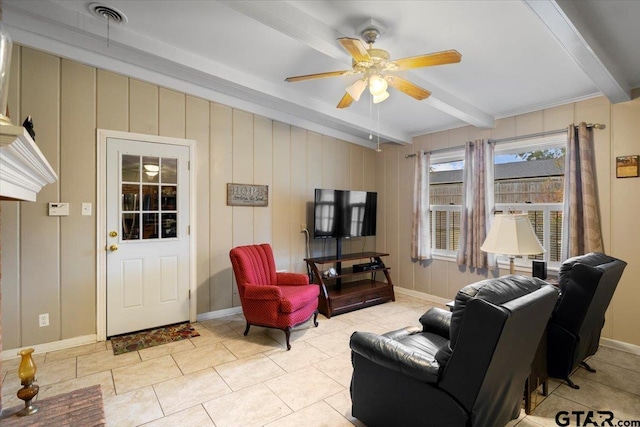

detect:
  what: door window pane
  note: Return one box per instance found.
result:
[122,155,140,182]
[142,213,159,239]
[161,158,178,184]
[122,184,139,211]
[142,156,160,183]
[161,186,177,210]
[162,213,177,238]
[122,213,139,240]
[142,185,159,211]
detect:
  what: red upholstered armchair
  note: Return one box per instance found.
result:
[229,243,319,350]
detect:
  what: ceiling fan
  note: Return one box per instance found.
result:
[285,27,461,109]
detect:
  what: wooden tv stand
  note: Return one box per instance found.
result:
[304,252,395,318]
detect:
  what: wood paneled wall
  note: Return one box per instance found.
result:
[0,46,378,350]
[379,96,640,346]
[3,44,638,350]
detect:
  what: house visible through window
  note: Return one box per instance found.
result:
[429,134,567,269]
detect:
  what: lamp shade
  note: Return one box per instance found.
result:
[372,90,389,104]
[481,213,545,256]
[345,79,367,101]
[368,74,388,96]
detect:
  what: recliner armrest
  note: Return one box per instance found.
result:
[243,283,282,300]
[350,331,440,383]
[419,307,451,339]
[382,326,422,341]
[276,272,309,286]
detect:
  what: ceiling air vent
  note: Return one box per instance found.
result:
[89,3,128,24]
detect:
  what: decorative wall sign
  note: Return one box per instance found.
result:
[227,183,269,206]
[616,155,639,178]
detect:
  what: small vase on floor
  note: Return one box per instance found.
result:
[16,348,39,416]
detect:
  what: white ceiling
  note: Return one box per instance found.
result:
[4,0,639,148]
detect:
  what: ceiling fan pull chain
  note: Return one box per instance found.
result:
[369,93,373,140]
[377,103,381,152]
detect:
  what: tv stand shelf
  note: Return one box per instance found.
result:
[304,252,395,318]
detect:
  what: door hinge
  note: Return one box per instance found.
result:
[188,161,190,170]
[187,225,190,235]
[189,289,191,299]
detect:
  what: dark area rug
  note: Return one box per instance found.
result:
[1,384,105,426]
[110,322,200,355]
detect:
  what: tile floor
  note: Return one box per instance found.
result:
[2,294,640,426]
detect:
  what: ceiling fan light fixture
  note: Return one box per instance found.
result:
[346,79,367,101]
[284,26,460,110]
[372,90,389,104]
[368,74,388,96]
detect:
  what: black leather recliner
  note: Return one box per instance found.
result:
[350,275,559,427]
[547,252,626,389]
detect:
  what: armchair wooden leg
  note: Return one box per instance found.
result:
[580,361,597,373]
[313,310,319,327]
[284,327,292,351]
[243,322,251,336]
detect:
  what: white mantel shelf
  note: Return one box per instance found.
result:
[0,124,57,202]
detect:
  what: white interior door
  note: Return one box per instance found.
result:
[105,137,191,336]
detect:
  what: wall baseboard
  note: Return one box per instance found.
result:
[1,309,243,360]
[2,334,98,361]
[600,337,640,356]
[394,286,451,305]
[196,306,243,322]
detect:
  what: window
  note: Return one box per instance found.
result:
[430,155,464,255]
[121,155,179,240]
[428,134,567,269]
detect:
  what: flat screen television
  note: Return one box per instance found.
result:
[313,189,377,239]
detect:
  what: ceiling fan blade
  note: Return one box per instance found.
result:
[338,38,371,62]
[393,50,462,70]
[337,92,354,109]
[285,70,352,82]
[387,76,431,100]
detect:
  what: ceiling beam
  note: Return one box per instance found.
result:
[221,0,494,129]
[524,0,630,104]
[424,84,495,130]
[4,1,411,144]
[219,0,347,60]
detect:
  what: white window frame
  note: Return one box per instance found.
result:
[429,149,465,259]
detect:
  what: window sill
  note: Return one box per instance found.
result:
[426,253,559,276]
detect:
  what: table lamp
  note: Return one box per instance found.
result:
[481,213,545,274]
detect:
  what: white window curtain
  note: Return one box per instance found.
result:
[561,123,604,259]
[457,140,496,269]
[411,150,431,260]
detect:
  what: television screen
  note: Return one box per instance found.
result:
[313,189,377,239]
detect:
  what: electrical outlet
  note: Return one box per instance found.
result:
[300,223,307,233]
[39,313,49,327]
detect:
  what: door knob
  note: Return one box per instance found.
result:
[109,231,118,238]
[108,244,118,252]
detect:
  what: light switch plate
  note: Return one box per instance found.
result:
[82,202,92,216]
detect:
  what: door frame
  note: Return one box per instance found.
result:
[96,129,197,341]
